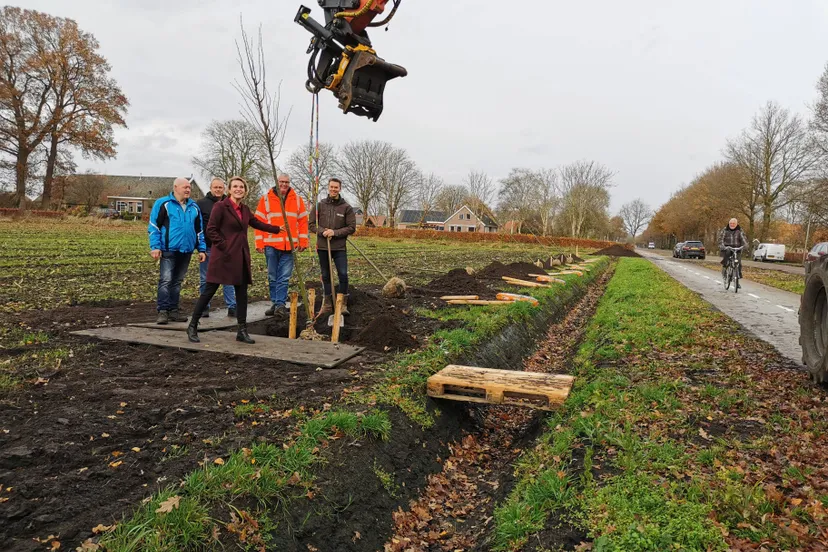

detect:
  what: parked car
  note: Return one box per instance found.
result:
[752,243,786,262]
[673,242,685,257]
[679,240,706,259]
[648,242,655,249]
[805,242,828,263]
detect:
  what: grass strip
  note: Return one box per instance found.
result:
[349,258,610,428]
[99,409,390,551]
[494,258,826,551]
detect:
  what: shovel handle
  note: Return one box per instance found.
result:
[347,237,388,281]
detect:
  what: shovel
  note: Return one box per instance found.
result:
[326,236,345,328]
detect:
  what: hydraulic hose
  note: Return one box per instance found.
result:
[368,0,401,27]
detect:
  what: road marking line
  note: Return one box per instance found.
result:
[748,293,760,299]
[777,305,794,312]
[703,275,710,279]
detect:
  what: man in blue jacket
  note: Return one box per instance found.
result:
[148,177,206,324]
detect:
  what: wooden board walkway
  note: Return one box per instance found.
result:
[427,365,574,411]
[128,301,271,331]
[71,326,364,368]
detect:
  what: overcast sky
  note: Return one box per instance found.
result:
[15,0,828,213]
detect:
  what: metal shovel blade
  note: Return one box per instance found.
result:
[327,313,344,327]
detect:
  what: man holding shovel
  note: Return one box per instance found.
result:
[308,178,356,316]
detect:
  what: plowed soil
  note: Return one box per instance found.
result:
[424,268,493,297]
[476,261,542,280]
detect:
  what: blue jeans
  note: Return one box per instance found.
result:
[157,251,192,312]
[318,249,348,296]
[200,247,236,310]
[264,247,294,307]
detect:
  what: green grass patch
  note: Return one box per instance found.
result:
[351,259,610,428]
[102,409,390,551]
[494,259,736,551]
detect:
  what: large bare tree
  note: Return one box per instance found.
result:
[435,184,468,216]
[379,147,419,228]
[558,160,614,237]
[619,199,652,238]
[335,139,391,219]
[727,101,817,241]
[497,168,539,234]
[0,7,127,208]
[65,171,105,210]
[285,142,337,207]
[534,168,559,236]
[192,119,266,207]
[416,172,444,226]
[463,169,495,219]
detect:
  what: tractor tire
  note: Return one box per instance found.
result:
[799,261,828,383]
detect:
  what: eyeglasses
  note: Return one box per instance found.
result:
[278,180,290,184]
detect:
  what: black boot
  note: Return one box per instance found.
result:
[187,319,200,343]
[236,323,255,344]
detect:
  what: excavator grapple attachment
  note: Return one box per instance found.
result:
[295,2,406,122]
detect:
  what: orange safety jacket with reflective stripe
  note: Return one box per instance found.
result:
[254,187,309,251]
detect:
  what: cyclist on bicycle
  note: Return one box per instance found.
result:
[719,217,748,282]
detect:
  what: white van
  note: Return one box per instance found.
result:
[752,243,785,262]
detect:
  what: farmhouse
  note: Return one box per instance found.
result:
[394,205,498,233]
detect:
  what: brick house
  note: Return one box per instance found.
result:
[393,205,498,233]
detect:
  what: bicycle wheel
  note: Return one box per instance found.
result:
[721,265,728,288]
[724,265,732,290]
[734,266,740,293]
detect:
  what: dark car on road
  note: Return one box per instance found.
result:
[673,242,685,257]
[678,240,706,259]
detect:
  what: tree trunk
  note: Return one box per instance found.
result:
[41,137,59,209]
[760,200,772,242]
[14,149,29,209]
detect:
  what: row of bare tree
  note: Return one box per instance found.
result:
[191,121,626,238]
[646,62,828,248]
[0,7,128,208]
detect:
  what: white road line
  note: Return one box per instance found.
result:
[703,275,710,279]
[777,305,794,312]
[748,293,760,299]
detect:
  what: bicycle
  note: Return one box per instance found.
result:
[722,246,743,292]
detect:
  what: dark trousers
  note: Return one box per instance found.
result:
[157,251,192,312]
[720,249,743,277]
[192,283,248,324]
[318,249,348,296]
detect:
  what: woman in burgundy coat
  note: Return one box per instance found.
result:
[187,176,282,344]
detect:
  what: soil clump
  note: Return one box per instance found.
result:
[423,268,492,297]
[477,261,540,280]
[353,314,418,352]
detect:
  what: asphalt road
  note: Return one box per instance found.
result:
[646,248,805,275]
[640,250,804,366]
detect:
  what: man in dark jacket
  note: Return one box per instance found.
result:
[308,177,356,316]
[719,217,749,283]
[197,178,236,317]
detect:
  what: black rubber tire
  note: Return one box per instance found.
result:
[800,262,828,383]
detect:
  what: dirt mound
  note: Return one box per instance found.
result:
[425,268,491,296]
[478,261,540,280]
[592,244,641,258]
[353,314,418,352]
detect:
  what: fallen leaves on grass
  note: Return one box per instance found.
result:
[226,510,266,552]
[155,495,180,514]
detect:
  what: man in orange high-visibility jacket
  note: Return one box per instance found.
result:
[254,173,309,315]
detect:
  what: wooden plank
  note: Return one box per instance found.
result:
[289,292,298,339]
[501,277,550,288]
[71,326,364,368]
[427,365,574,411]
[440,295,480,301]
[128,301,271,332]
[527,274,567,284]
[446,299,512,306]
[546,270,583,276]
[496,292,539,306]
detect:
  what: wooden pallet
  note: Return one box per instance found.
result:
[427,365,574,411]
